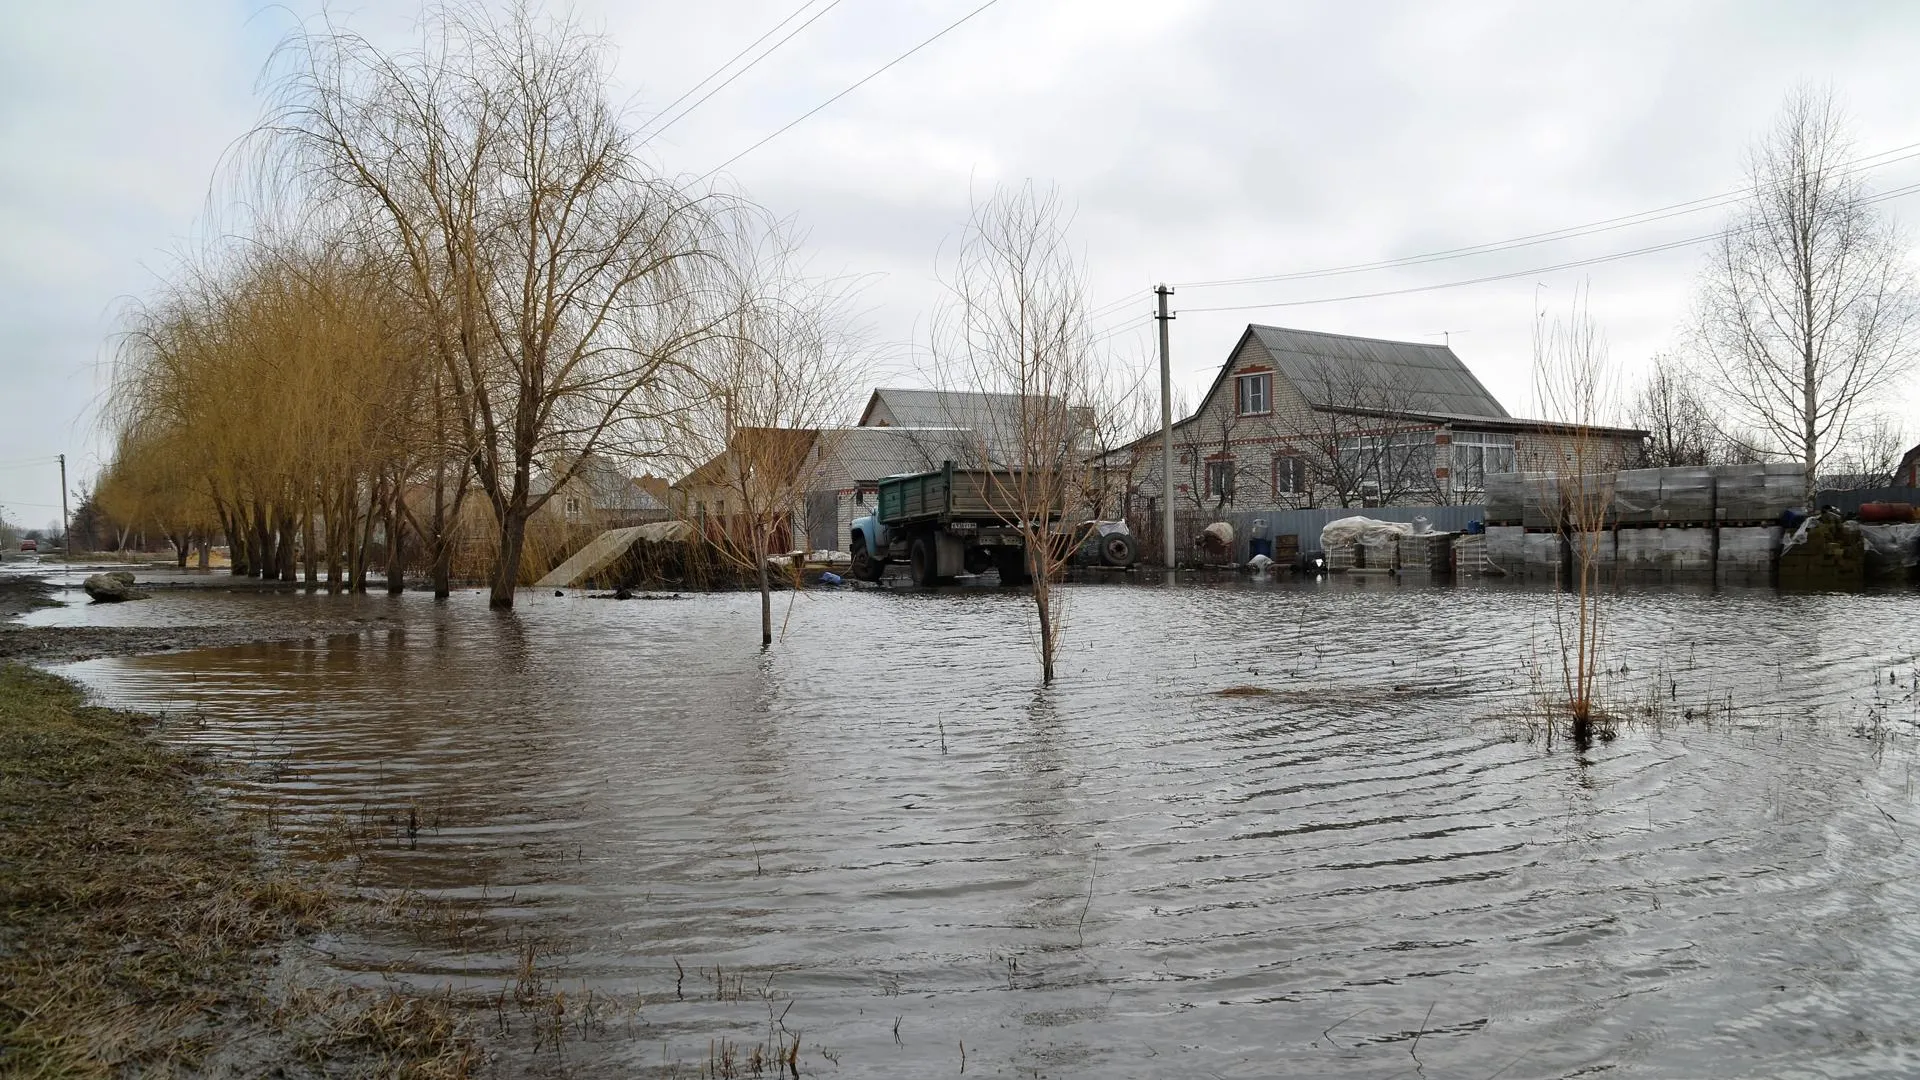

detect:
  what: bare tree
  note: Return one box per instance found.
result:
[1823,412,1907,489]
[673,247,869,646]
[932,184,1098,685]
[268,5,740,607]
[1533,291,1621,744]
[1628,354,1718,467]
[1693,85,1920,509]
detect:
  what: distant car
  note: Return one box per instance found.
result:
[18,539,36,552]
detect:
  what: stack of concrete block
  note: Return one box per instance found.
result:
[1397,532,1454,577]
[1521,476,1563,529]
[1611,466,1714,525]
[1522,531,1565,579]
[1485,526,1524,574]
[1325,536,1356,572]
[1717,525,1782,585]
[1484,472,1528,525]
[1360,535,1401,571]
[1453,534,1494,576]
[1662,527,1714,573]
[1714,463,1803,522]
[1615,528,1664,574]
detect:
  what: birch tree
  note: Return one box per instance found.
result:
[1693,86,1920,508]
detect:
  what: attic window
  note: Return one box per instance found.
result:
[564,495,582,516]
[1236,373,1271,416]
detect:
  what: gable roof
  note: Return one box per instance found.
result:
[1244,325,1510,419]
[815,426,981,488]
[859,388,1041,429]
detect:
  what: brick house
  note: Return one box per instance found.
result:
[1107,325,1648,514]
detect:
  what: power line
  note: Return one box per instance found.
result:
[1177,181,1920,315]
[702,0,1002,179]
[1171,140,1920,290]
[645,0,847,142]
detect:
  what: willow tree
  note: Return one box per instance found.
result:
[1694,86,1920,508]
[268,5,738,607]
[933,184,1099,686]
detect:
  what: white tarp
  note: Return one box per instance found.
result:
[1319,516,1417,551]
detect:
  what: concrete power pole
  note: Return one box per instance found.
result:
[58,453,70,562]
[1154,285,1176,569]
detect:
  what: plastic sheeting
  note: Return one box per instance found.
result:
[1319,516,1417,550]
[1859,523,1920,570]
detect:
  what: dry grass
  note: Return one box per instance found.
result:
[0,663,477,1078]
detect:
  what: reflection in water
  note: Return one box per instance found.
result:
[53,580,1920,1078]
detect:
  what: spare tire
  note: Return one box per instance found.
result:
[1100,532,1138,567]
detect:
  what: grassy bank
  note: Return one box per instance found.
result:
[0,663,477,1078]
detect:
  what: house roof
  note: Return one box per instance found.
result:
[1317,405,1648,440]
[1243,325,1511,419]
[859,388,1041,429]
[815,426,981,488]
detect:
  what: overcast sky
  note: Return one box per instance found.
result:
[5,0,1920,528]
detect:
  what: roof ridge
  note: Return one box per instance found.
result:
[1250,324,1453,352]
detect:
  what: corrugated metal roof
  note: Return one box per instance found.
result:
[1249,326,1511,419]
[815,426,981,488]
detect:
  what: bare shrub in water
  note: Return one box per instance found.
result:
[1532,289,1627,741]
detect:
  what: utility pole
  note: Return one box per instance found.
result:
[1154,285,1176,570]
[58,453,70,562]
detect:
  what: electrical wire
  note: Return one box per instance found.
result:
[1171,141,1920,290]
[702,0,1002,179]
[645,0,848,142]
[1176,181,1920,314]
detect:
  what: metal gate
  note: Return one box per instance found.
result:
[805,491,841,553]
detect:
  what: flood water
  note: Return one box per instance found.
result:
[42,576,1920,1078]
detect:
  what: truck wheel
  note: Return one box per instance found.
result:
[996,548,1031,586]
[909,537,937,587]
[850,536,881,581]
[1101,533,1138,567]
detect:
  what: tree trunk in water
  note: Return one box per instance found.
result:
[1031,544,1055,685]
[432,541,453,600]
[490,510,528,609]
[757,530,772,648]
[251,504,274,581]
[386,497,405,594]
[352,502,377,593]
[196,539,209,570]
[302,510,318,587]
[278,511,297,581]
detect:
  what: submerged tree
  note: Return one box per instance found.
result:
[672,244,868,646]
[1533,291,1624,743]
[1693,85,1920,509]
[268,4,742,607]
[933,184,1100,685]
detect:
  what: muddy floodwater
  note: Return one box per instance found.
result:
[40,576,1920,1078]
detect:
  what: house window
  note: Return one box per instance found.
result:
[1273,454,1307,496]
[1336,432,1434,497]
[1451,431,1516,494]
[564,495,582,517]
[1206,458,1236,502]
[1236,372,1271,416]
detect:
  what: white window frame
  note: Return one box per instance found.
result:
[1451,430,1516,494]
[1205,458,1236,502]
[1235,372,1271,416]
[1273,453,1307,496]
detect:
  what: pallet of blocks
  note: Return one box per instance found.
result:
[1453,533,1496,576]
[1397,532,1454,577]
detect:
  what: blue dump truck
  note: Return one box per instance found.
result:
[848,461,1136,586]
